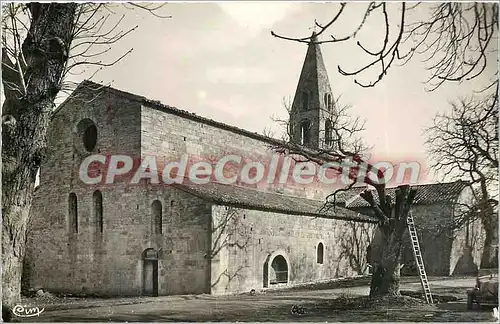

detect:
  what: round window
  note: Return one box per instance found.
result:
[83,124,97,152]
[76,119,98,153]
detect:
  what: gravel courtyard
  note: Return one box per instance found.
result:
[15,277,497,322]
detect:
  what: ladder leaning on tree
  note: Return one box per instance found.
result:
[407,210,434,304]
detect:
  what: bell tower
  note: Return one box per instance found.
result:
[289,32,336,150]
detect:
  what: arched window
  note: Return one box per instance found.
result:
[83,124,97,151]
[324,93,328,109]
[68,193,78,233]
[317,243,324,264]
[325,119,333,146]
[300,121,310,146]
[327,94,332,110]
[151,200,162,234]
[93,190,103,233]
[302,92,309,111]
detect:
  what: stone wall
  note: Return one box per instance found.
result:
[26,84,143,295]
[209,205,376,295]
[400,204,455,276]
[27,183,212,296]
[140,104,334,201]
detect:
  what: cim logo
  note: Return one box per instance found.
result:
[12,304,45,318]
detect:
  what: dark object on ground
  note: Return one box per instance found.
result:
[291,304,306,315]
[467,272,498,310]
[2,305,12,322]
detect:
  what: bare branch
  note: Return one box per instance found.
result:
[270,2,498,92]
[271,3,348,45]
[125,2,172,19]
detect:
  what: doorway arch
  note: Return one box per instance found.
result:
[263,251,290,288]
[271,255,288,284]
[142,248,158,296]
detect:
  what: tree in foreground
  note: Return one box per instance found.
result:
[426,93,498,268]
[1,2,168,310]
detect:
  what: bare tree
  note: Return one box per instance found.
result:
[271,2,498,100]
[425,92,498,268]
[1,2,168,310]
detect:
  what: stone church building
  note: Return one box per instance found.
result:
[25,34,483,297]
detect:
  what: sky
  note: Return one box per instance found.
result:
[61,2,497,184]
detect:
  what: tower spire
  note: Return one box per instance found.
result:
[289,29,335,149]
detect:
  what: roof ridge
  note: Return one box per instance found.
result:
[384,179,467,189]
[70,80,285,147]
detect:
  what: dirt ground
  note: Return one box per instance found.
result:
[14,276,498,322]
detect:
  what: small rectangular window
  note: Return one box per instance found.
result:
[152,200,163,234]
[93,190,103,233]
[300,121,310,145]
[69,193,78,233]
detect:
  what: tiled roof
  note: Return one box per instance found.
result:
[341,180,468,208]
[172,182,378,223]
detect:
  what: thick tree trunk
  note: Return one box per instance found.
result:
[2,99,53,308]
[2,3,78,309]
[363,185,415,298]
[2,204,32,307]
[369,222,407,296]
